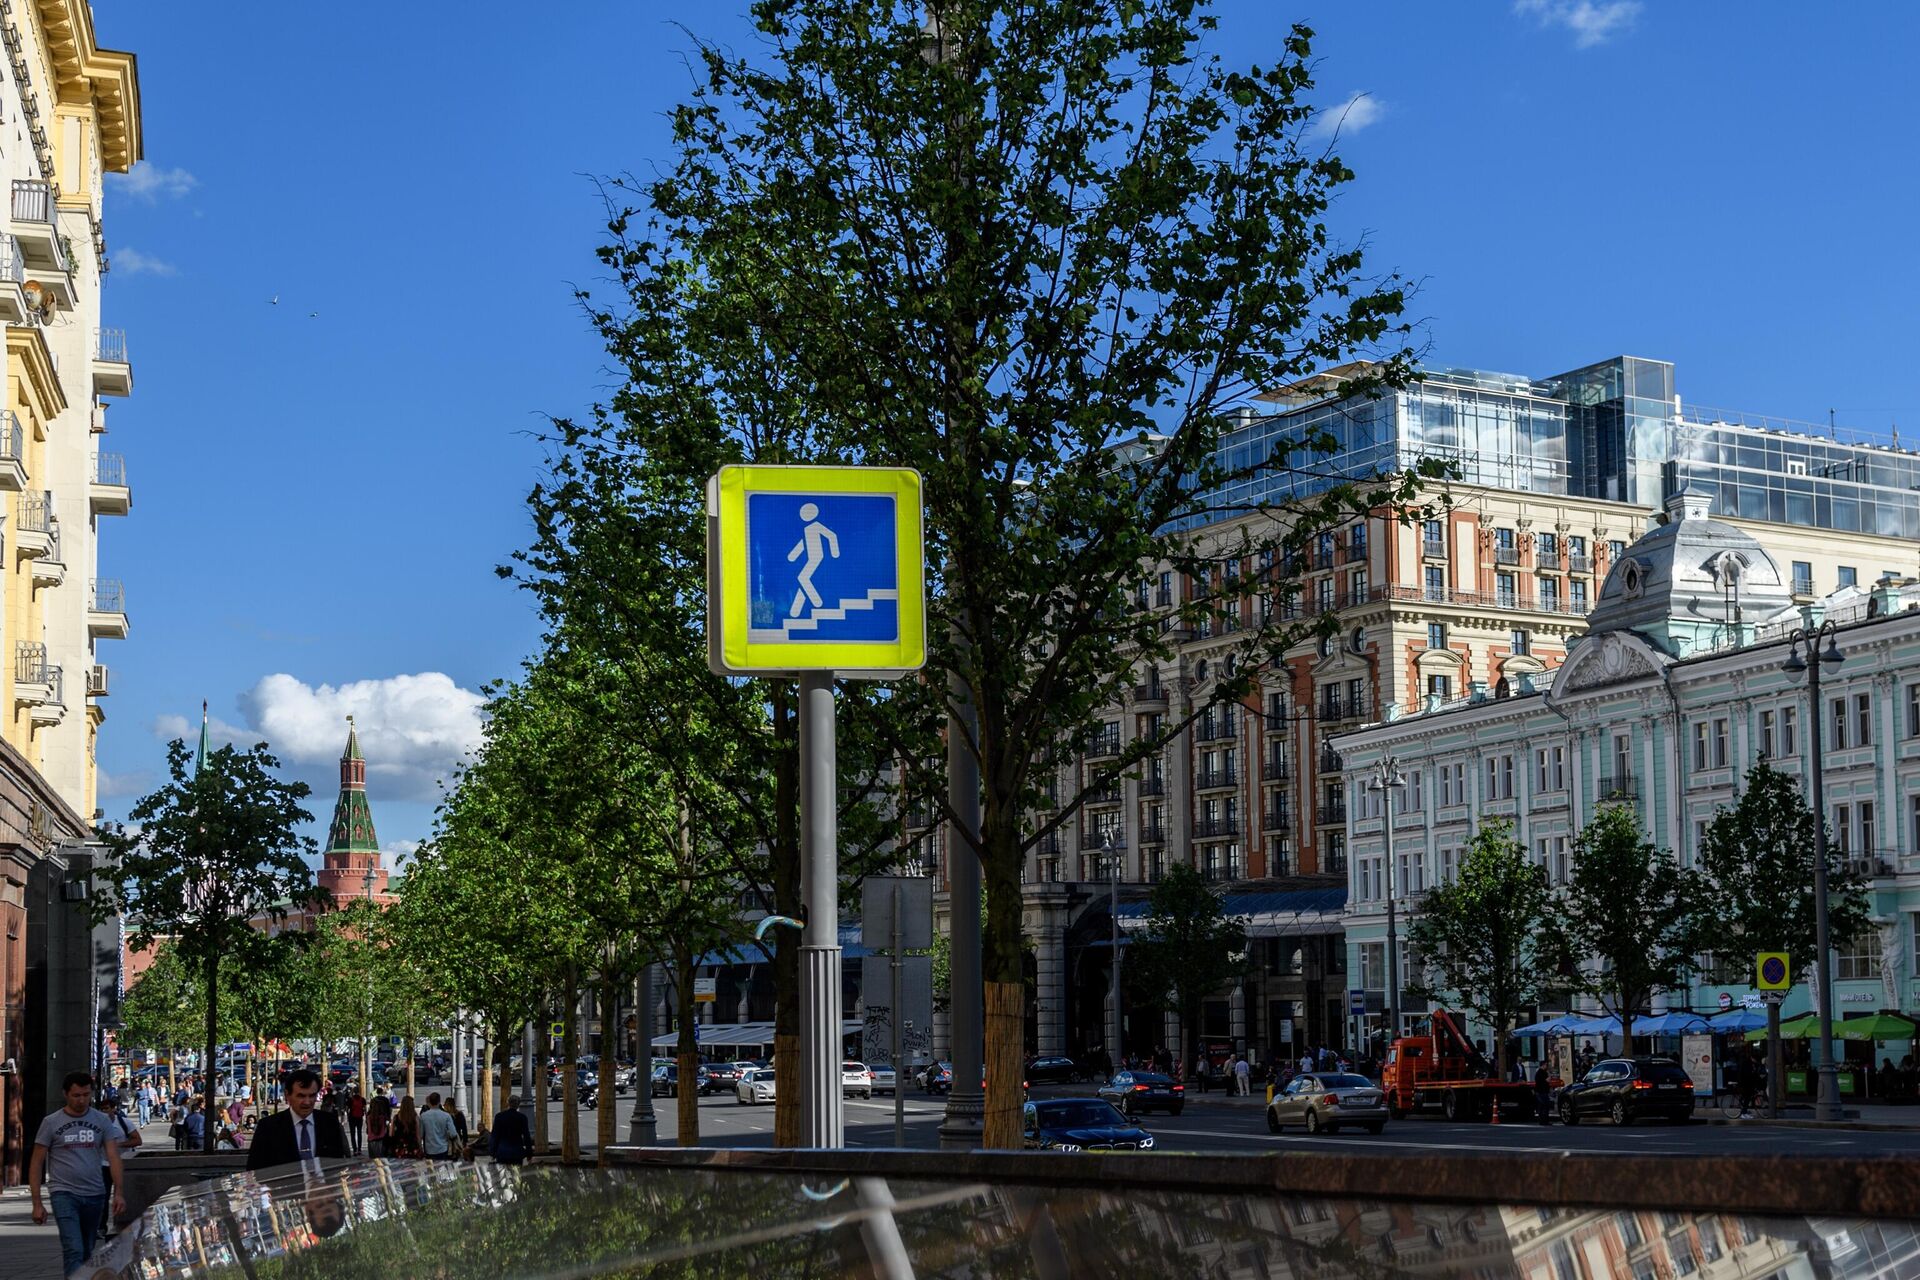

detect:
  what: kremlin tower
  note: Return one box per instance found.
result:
[316,717,391,904]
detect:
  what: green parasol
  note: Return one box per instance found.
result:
[1745,1012,1916,1042]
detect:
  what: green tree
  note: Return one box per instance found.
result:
[220,930,315,1100]
[1125,864,1248,1077]
[1407,821,1559,1077]
[1562,804,1705,1053]
[638,0,1428,1145]
[97,739,322,1150]
[119,943,217,1079]
[1696,760,1871,1000]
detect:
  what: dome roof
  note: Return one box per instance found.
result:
[1588,487,1791,650]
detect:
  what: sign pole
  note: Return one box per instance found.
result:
[892,882,904,1148]
[799,671,844,1148]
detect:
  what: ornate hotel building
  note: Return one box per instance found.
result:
[0,0,138,1184]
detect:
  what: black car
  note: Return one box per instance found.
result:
[702,1062,744,1093]
[1024,1055,1088,1086]
[1022,1098,1155,1152]
[1095,1070,1185,1117]
[1558,1057,1695,1126]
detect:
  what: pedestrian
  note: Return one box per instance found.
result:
[489,1095,532,1165]
[169,1101,187,1152]
[419,1093,457,1161]
[449,1102,470,1157]
[245,1069,348,1171]
[366,1096,392,1158]
[1233,1054,1252,1096]
[137,1081,155,1126]
[1737,1048,1760,1119]
[28,1072,129,1277]
[389,1097,423,1159]
[95,1095,141,1240]
[1193,1054,1211,1094]
[184,1100,206,1150]
[225,1094,245,1131]
[347,1091,366,1157]
[1532,1059,1553,1124]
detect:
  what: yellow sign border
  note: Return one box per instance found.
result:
[1755,951,1791,991]
[710,464,926,676]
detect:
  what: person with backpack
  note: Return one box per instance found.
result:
[347,1091,367,1156]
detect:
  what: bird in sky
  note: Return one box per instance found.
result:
[309,311,319,318]
[268,294,278,305]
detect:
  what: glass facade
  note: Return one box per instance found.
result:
[1198,354,1920,537]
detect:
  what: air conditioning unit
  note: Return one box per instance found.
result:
[86,664,107,697]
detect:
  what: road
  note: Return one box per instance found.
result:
[512,1084,1920,1157]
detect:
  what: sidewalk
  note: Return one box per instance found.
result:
[1180,1088,1920,1130]
[0,1117,177,1279]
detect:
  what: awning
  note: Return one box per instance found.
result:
[1707,1009,1768,1033]
[648,1021,863,1050]
[1114,885,1348,939]
[1512,1015,1585,1037]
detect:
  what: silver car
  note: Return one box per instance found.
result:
[869,1065,897,1096]
[1266,1072,1389,1136]
[736,1068,776,1105]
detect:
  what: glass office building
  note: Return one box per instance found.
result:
[1203,354,1920,538]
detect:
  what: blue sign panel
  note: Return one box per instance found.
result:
[746,492,900,645]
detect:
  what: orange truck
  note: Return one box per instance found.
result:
[1381,1009,1538,1122]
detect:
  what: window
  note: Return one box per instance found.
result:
[1424,565,1446,602]
[1510,629,1530,656]
[1427,674,1451,701]
[1856,692,1872,746]
[1839,565,1858,589]
[1760,708,1779,759]
[1485,754,1514,800]
[1534,834,1569,883]
[1910,794,1920,859]
[1536,745,1566,792]
[1349,524,1368,557]
[1792,560,1813,595]
[1620,1214,1644,1248]
[1316,578,1334,611]
[1779,704,1799,757]
[1692,720,1729,770]
[1831,697,1849,750]
[1536,531,1556,559]
[1323,831,1347,873]
[1358,942,1386,990]
[1612,731,1632,780]
[1608,539,1627,564]
[1495,527,1515,552]
[1438,845,1460,882]
[1836,930,1883,981]
[1348,568,1368,601]
[1399,849,1423,894]
[1428,622,1447,650]
[1669,1234,1697,1276]
[1568,535,1587,559]
[1540,577,1561,611]
[1909,684,1920,738]
[1403,769,1423,812]
[1422,518,1443,552]
[1494,571,1517,606]
[1570,579,1589,613]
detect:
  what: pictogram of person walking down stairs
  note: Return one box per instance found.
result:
[748,492,902,644]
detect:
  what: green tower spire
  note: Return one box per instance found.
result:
[324,714,379,855]
[193,700,209,776]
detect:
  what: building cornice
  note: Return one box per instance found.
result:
[7,324,67,426]
[31,0,140,172]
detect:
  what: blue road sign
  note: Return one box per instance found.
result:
[1349,988,1366,1015]
[746,491,899,645]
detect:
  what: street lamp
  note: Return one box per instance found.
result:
[1101,829,1123,1072]
[1365,756,1406,1055]
[1781,619,1845,1123]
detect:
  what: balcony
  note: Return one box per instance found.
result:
[1084,729,1121,758]
[9,181,67,275]
[1194,816,1241,839]
[1792,576,1815,599]
[1494,546,1520,566]
[1084,782,1122,805]
[0,233,25,322]
[1133,680,1167,707]
[1319,694,1369,723]
[1137,775,1165,797]
[14,492,54,562]
[88,579,128,640]
[1035,832,1063,858]
[29,521,63,587]
[1082,829,1127,851]
[1316,804,1348,826]
[86,663,109,698]
[1596,773,1638,802]
[1421,538,1447,559]
[1138,823,1166,845]
[94,328,131,397]
[1537,551,1561,571]
[1318,746,1343,774]
[1376,583,1585,616]
[903,806,936,831]
[1311,550,1333,571]
[1261,754,1290,781]
[1154,588,1173,608]
[90,451,130,516]
[14,642,63,726]
[1195,766,1238,790]
[1340,538,1367,564]
[0,411,22,492]
[1569,554,1592,575]
[1263,806,1290,830]
[1195,715,1237,742]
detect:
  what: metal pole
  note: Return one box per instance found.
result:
[940,625,985,1149]
[892,883,904,1148]
[627,967,657,1144]
[1107,833,1122,1073]
[1805,625,1842,1122]
[799,671,844,1147]
[1383,773,1399,1052]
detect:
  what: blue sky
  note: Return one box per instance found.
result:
[93,1,1920,851]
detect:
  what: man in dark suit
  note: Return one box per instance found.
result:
[247,1069,348,1171]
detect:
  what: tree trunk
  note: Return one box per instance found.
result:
[676,945,699,1147]
[562,969,580,1162]
[597,969,618,1164]
[405,1049,416,1099]
[1619,986,1634,1058]
[770,682,803,1149]
[532,1018,550,1155]
[982,828,1026,1150]
[202,949,219,1153]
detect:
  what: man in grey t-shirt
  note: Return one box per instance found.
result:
[29,1072,127,1276]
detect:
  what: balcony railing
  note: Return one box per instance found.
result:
[1494,546,1520,565]
[1792,577,1814,597]
[1569,554,1591,575]
[10,179,51,225]
[1378,583,1587,616]
[1195,767,1238,790]
[93,452,126,486]
[96,328,128,364]
[1597,773,1638,801]
[1084,730,1121,758]
[1421,538,1447,559]
[1195,715,1237,742]
[1138,824,1167,845]
[90,578,125,614]
[1340,538,1367,564]
[1311,550,1333,570]
[1137,775,1165,797]
[1318,746,1342,774]
[1133,681,1167,703]
[1082,829,1126,851]
[1316,804,1347,826]
[0,410,20,462]
[1194,816,1241,838]
[18,492,51,532]
[1536,551,1561,571]
[1263,807,1290,829]
[0,233,21,285]
[1155,588,1174,608]
[1085,783,1122,805]
[1261,754,1290,781]
[1035,832,1063,858]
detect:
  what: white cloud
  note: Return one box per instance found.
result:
[108,162,199,202]
[382,839,422,872]
[113,247,177,277]
[1308,92,1386,143]
[153,710,249,748]
[96,765,155,800]
[235,673,486,802]
[1513,0,1642,48]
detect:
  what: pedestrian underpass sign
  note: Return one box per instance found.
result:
[708,465,926,677]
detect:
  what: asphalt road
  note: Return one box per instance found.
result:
[515,1085,1920,1157]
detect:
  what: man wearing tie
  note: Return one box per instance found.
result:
[247,1070,348,1171]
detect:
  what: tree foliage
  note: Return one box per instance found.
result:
[1561,804,1704,1049]
[1126,863,1247,1071]
[1697,760,1872,984]
[98,739,321,1149]
[575,0,1427,1146]
[119,942,219,1058]
[1406,822,1558,1076]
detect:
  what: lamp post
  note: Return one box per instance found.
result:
[1366,756,1405,1055]
[1102,829,1123,1072]
[1781,619,1844,1123]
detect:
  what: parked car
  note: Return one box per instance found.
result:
[1266,1072,1387,1136]
[702,1062,745,1092]
[737,1067,777,1105]
[1558,1057,1695,1126]
[869,1065,897,1096]
[842,1062,875,1099]
[1023,1055,1088,1086]
[1095,1070,1185,1118]
[1022,1098,1155,1152]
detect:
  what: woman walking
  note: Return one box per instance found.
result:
[366,1096,393,1158]
[387,1096,423,1159]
